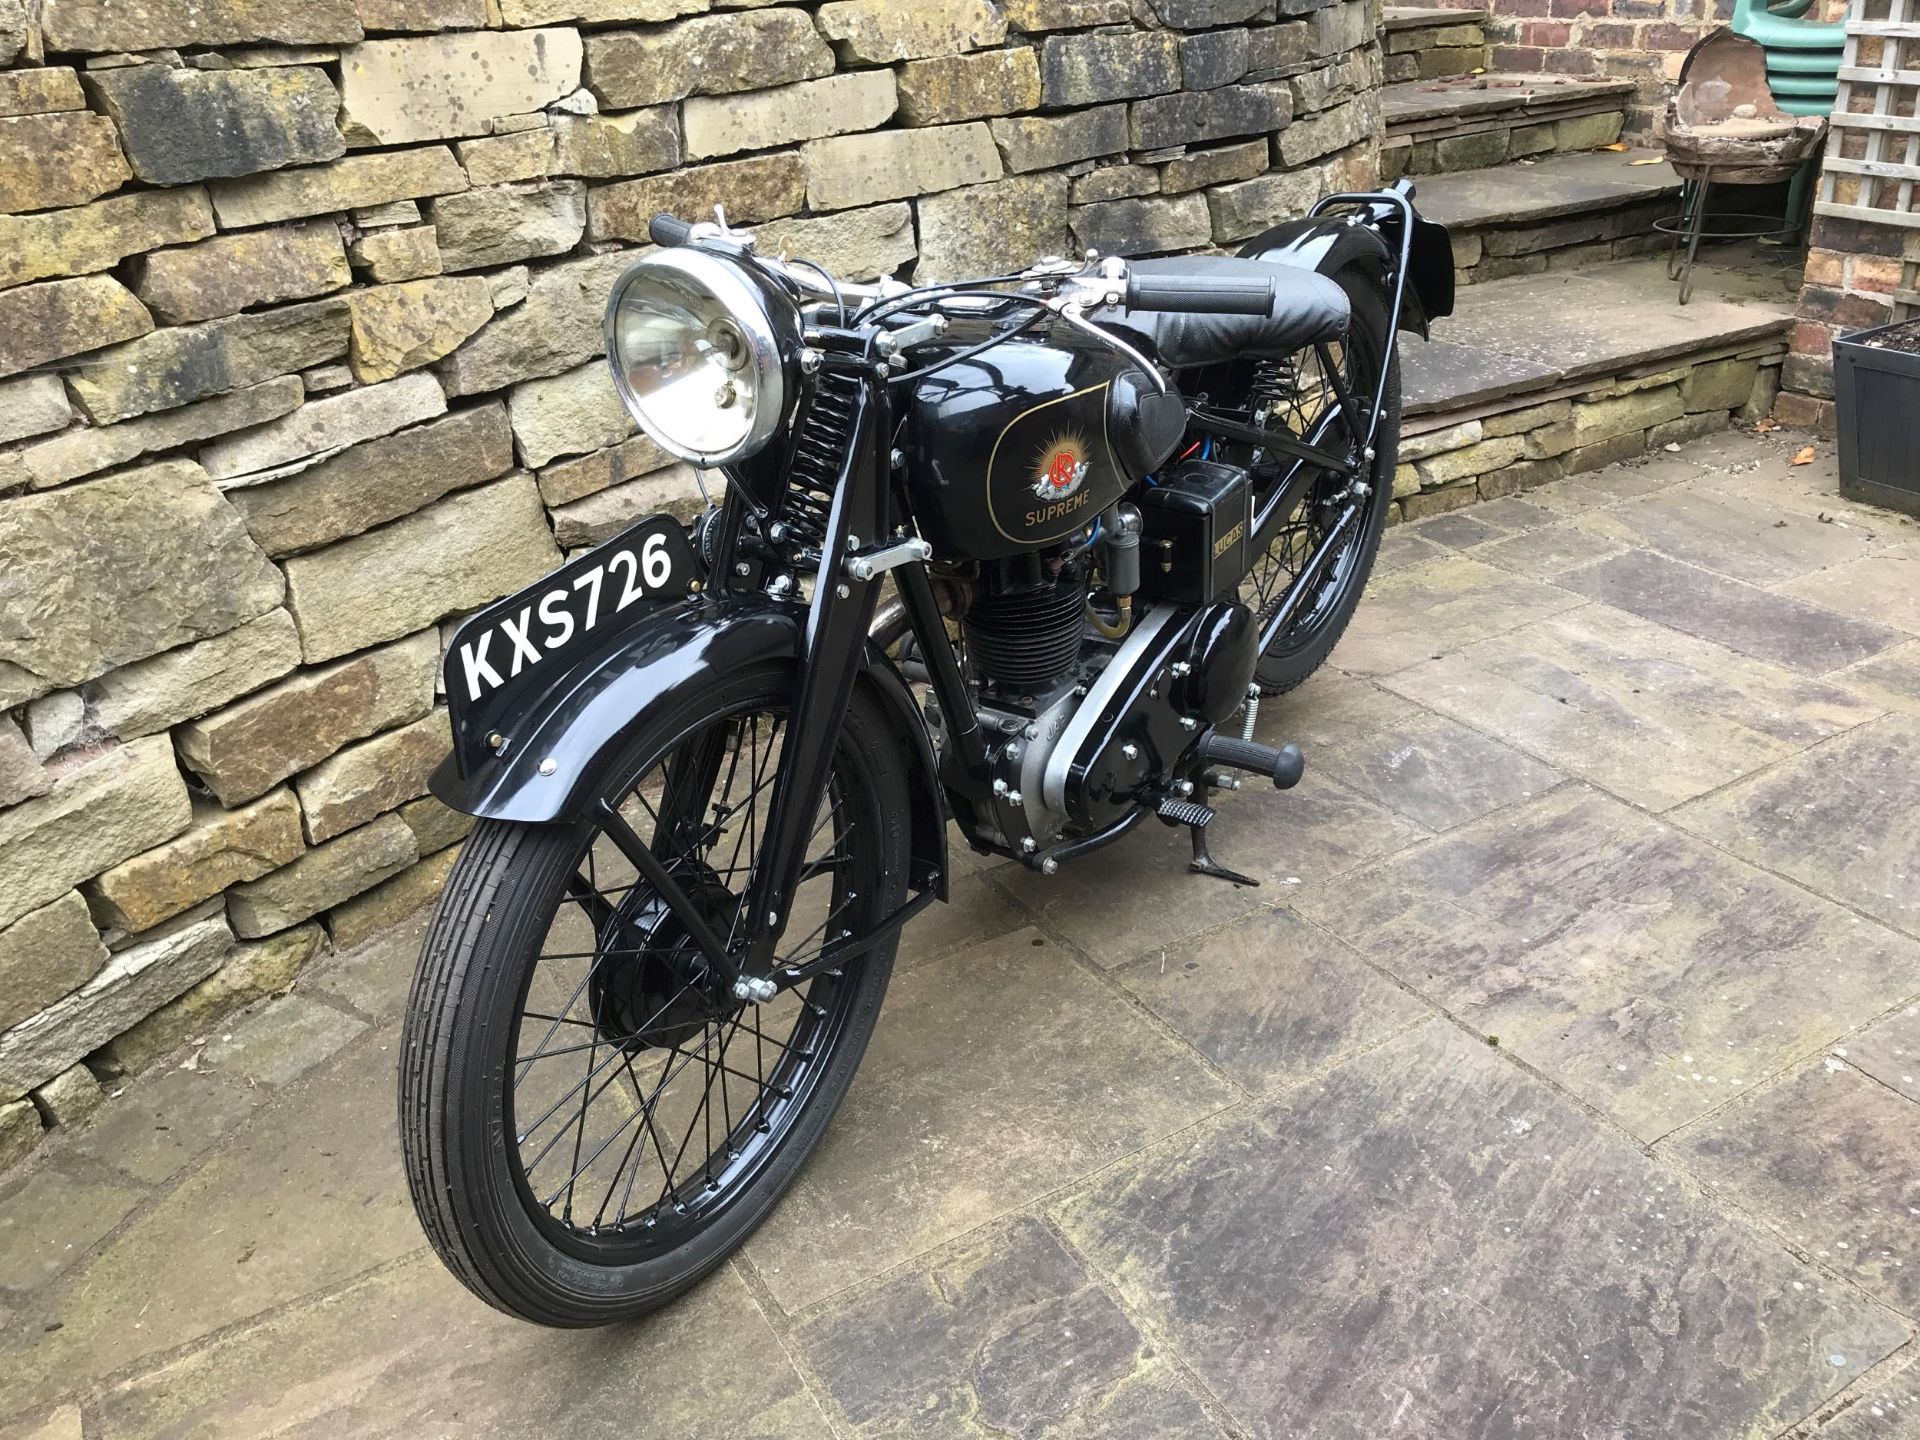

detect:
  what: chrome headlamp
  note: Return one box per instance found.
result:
[604,249,792,466]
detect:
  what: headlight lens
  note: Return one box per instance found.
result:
[605,250,787,466]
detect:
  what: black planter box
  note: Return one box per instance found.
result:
[1833,316,1920,518]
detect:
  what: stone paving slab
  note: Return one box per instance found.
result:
[1052,1020,1908,1440]
[740,928,1235,1313]
[1381,603,1886,810]
[1381,73,1637,125]
[1669,1056,1920,1317]
[793,1216,1225,1439]
[1847,1004,1920,1103]
[80,1252,827,1440]
[1781,549,1920,639]
[1812,1360,1920,1436]
[1326,552,1584,675]
[1560,548,1908,676]
[1293,785,1920,1140]
[1413,147,1680,230]
[1672,713,1920,941]
[1575,484,1888,587]
[1401,334,1561,415]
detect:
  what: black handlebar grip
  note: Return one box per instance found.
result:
[648,213,694,247]
[1123,271,1274,316]
[1194,735,1305,790]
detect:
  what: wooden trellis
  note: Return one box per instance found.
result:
[1818,0,1920,225]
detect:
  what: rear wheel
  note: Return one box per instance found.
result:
[400,663,910,1326]
[1237,266,1399,695]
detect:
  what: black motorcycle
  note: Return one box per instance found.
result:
[400,183,1453,1326]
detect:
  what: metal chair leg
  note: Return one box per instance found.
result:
[1677,175,1711,305]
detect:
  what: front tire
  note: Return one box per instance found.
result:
[400,663,910,1326]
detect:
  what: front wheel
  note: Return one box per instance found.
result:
[1239,265,1400,695]
[400,662,910,1326]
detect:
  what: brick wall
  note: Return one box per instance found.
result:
[0,0,1386,1171]
[1485,0,1721,137]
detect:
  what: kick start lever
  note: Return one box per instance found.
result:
[1190,735,1305,790]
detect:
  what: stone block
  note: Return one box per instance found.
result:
[199,371,447,483]
[67,297,348,424]
[0,187,213,294]
[916,172,1070,283]
[281,475,562,662]
[85,62,343,186]
[1682,357,1761,414]
[1275,93,1377,166]
[0,67,86,117]
[1071,193,1212,257]
[399,796,474,855]
[344,275,492,382]
[1311,0,1370,57]
[1570,384,1683,446]
[898,49,1041,126]
[1179,30,1248,90]
[441,250,632,394]
[209,145,468,228]
[1247,19,1313,77]
[102,922,324,1073]
[0,463,283,705]
[1481,398,1571,439]
[509,360,634,468]
[499,0,702,18]
[0,893,108,1033]
[1554,111,1624,152]
[356,0,489,29]
[685,71,897,161]
[0,375,71,445]
[430,180,585,271]
[586,153,805,242]
[1130,82,1290,149]
[818,0,1004,63]
[1415,434,1526,485]
[31,1063,106,1127]
[17,376,305,489]
[1161,138,1267,194]
[549,107,679,178]
[989,104,1128,172]
[1435,129,1509,171]
[227,813,416,937]
[23,692,87,760]
[1399,419,1482,462]
[1646,412,1729,448]
[1005,0,1130,27]
[1041,30,1180,107]
[349,224,442,282]
[757,203,917,282]
[1206,166,1325,243]
[0,275,152,383]
[456,128,551,186]
[41,0,362,52]
[328,843,459,950]
[0,901,230,1097]
[1400,480,1480,518]
[1392,462,1419,499]
[536,431,675,508]
[0,111,131,213]
[339,28,582,146]
[805,123,1002,211]
[82,609,303,740]
[295,709,449,843]
[1147,0,1268,24]
[1071,164,1158,204]
[130,218,349,325]
[583,11,832,109]
[1481,456,1568,493]
[551,463,701,546]
[0,1098,41,1172]
[1563,430,1648,473]
[229,402,513,556]
[176,631,437,805]
[85,791,305,933]
[0,718,50,810]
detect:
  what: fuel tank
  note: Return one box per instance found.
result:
[899,316,1162,561]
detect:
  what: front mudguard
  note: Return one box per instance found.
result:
[429,594,948,898]
[1238,206,1455,340]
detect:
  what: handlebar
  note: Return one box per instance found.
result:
[1123,271,1273,316]
[649,213,694,247]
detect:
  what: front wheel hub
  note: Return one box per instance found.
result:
[589,873,737,1052]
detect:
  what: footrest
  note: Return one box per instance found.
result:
[1157,798,1215,827]
[1191,735,1305,790]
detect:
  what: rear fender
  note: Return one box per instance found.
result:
[1238,208,1455,339]
[430,594,948,897]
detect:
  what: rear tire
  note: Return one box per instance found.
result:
[1240,265,1399,696]
[400,663,910,1326]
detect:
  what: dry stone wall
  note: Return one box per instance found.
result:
[0,0,1385,1171]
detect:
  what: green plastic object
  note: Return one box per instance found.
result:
[1728,0,1843,116]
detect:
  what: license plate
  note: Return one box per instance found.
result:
[443,513,697,761]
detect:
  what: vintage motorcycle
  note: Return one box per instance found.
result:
[400,182,1453,1326]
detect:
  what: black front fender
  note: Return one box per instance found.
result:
[1238,205,1455,340]
[430,594,948,897]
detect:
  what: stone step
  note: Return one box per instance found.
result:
[1383,5,1491,83]
[1412,148,1682,284]
[1383,74,1636,179]
[1387,257,1794,521]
